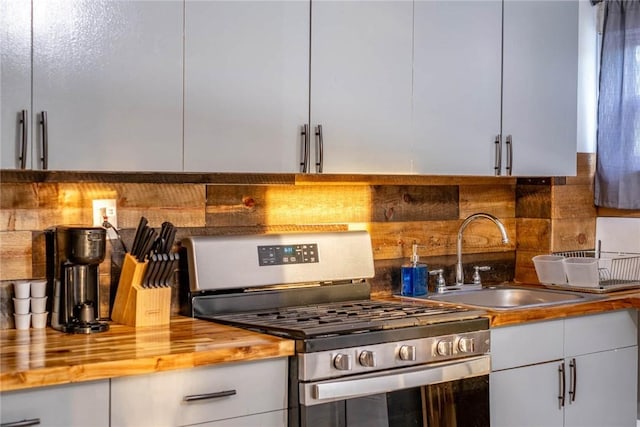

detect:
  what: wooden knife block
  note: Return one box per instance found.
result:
[111,254,171,327]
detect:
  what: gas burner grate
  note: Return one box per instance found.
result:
[207,300,480,339]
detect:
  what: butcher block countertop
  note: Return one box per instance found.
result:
[2,287,640,393]
[0,316,294,392]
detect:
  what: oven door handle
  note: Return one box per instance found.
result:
[300,355,490,406]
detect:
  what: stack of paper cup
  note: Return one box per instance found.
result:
[12,280,48,329]
[12,281,31,330]
[30,279,48,329]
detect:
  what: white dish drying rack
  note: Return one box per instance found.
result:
[534,249,640,293]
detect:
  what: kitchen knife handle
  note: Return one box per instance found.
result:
[558,361,566,409]
[493,134,502,176]
[300,124,309,173]
[19,110,28,169]
[568,358,577,403]
[315,124,324,173]
[39,111,48,170]
[505,135,513,176]
[0,418,41,427]
[183,389,237,402]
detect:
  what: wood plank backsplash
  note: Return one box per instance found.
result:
[1,153,634,328]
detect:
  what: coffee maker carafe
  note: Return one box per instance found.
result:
[46,226,109,333]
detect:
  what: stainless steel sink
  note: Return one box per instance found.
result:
[425,286,602,310]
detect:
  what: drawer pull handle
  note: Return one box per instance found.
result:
[1,418,41,427]
[183,389,237,402]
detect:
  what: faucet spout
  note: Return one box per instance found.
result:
[455,213,509,286]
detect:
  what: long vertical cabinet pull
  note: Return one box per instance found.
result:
[558,361,566,409]
[315,124,323,173]
[39,111,48,170]
[493,135,502,176]
[505,135,513,176]
[300,124,309,173]
[18,110,28,169]
[568,358,577,403]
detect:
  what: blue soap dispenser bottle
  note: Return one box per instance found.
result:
[401,242,428,297]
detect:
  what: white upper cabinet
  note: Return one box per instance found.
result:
[1,0,183,171]
[412,0,502,175]
[183,0,309,173]
[1,0,32,169]
[32,0,183,171]
[310,0,414,174]
[502,0,579,176]
[413,0,578,176]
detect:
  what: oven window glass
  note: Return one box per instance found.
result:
[299,376,489,427]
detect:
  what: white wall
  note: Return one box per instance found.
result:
[577,0,598,153]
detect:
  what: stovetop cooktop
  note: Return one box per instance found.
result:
[202,299,485,339]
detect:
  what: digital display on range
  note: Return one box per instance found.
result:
[257,243,319,266]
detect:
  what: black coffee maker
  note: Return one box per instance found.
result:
[46,226,109,333]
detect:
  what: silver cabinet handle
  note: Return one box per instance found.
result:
[505,135,513,176]
[568,358,577,403]
[1,418,41,427]
[300,124,309,173]
[19,110,28,169]
[494,134,502,176]
[558,361,566,409]
[315,124,323,173]
[183,389,237,402]
[39,111,48,170]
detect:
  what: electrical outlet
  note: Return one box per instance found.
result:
[92,199,118,239]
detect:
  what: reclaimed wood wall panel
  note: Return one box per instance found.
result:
[205,185,371,226]
[368,219,516,261]
[0,231,33,281]
[566,153,595,185]
[459,185,516,219]
[516,219,551,251]
[551,184,597,219]
[550,217,596,252]
[516,183,552,218]
[0,184,39,231]
[369,186,458,222]
[515,249,541,284]
[597,208,640,218]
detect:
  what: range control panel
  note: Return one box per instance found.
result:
[258,243,319,266]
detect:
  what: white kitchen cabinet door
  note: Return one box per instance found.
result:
[0,0,32,169]
[310,0,413,174]
[412,0,502,175]
[502,0,579,176]
[31,0,183,171]
[184,0,309,173]
[490,361,564,427]
[0,380,109,427]
[564,347,638,427]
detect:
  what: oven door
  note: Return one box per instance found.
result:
[296,355,490,427]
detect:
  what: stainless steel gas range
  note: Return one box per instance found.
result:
[181,231,490,427]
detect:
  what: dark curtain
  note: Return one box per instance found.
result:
[595,0,640,209]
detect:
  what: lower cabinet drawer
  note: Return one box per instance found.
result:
[111,357,288,427]
[0,380,109,427]
[198,410,286,427]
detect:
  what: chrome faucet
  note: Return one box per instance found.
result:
[455,213,510,286]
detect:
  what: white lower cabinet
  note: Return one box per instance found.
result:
[490,310,638,427]
[110,357,288,427]
[0,380,109,427]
